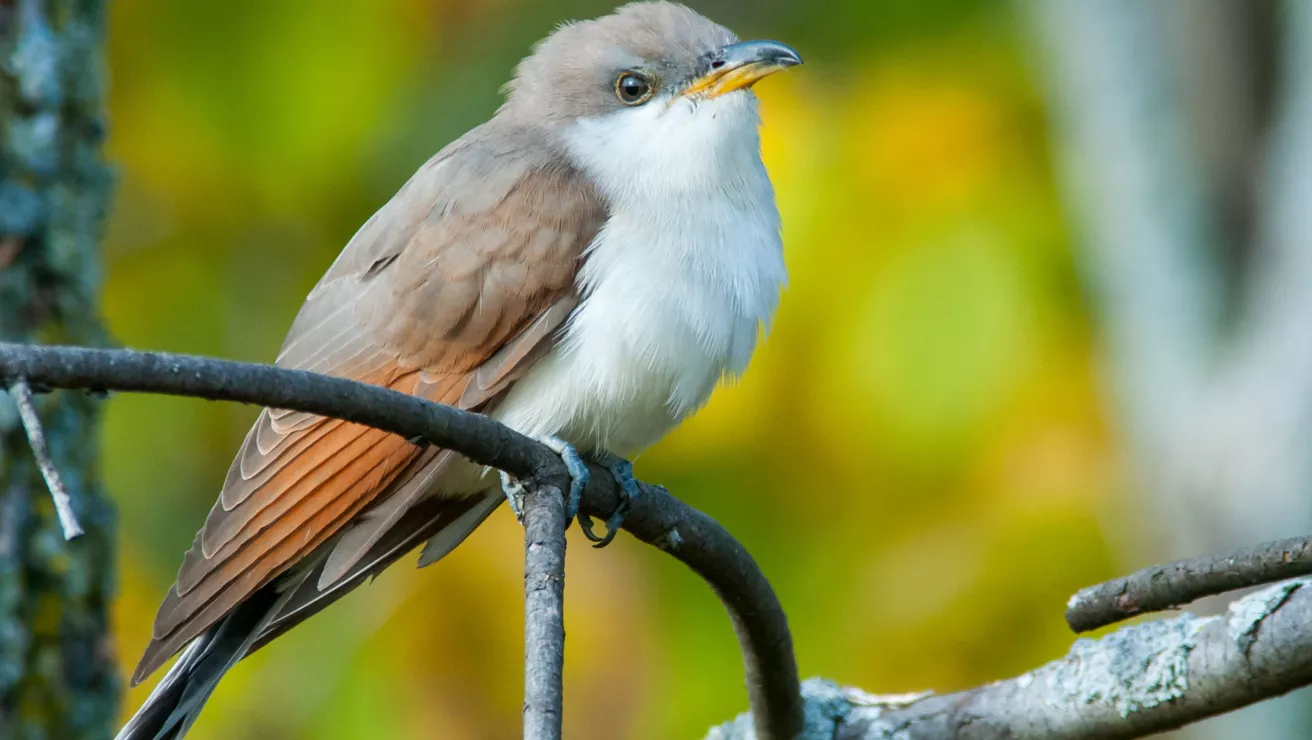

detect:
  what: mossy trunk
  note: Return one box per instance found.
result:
[0,0,118,737]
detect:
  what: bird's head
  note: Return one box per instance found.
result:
[500,2,801,196]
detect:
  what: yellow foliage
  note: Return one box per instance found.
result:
[101,4,1121,739]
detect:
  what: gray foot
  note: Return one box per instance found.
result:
[537,435,590,525]
[500,470,527,522]
[579,454,640,548]
[501,436,589,525]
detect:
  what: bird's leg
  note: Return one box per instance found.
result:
[578,452,641,548]
[536,435,590,526]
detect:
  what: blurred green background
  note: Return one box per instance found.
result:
[102,1,1118,737]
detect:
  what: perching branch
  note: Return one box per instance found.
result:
[7,379,83,539]
[1067,536,1312,633]
[7,342,1312,739]
[521,481,569,740]
[0,342,804,740]
[711,577,1312,739]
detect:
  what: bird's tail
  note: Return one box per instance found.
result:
[116,490,503,739]
[114,581,285,740]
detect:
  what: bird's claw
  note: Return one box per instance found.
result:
[500,436,588,526]
[500,470,527,523]
[579,454,640,548]
[502,439,635,547]
[502,437,589,525]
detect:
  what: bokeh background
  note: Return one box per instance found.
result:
[98,1,1312,738]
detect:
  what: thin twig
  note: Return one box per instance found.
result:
[522,481,568,740]
[1066,535,1312,632]
[0,342,804,740]
[8,378,82,539]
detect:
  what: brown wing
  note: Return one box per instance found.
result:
[133,126,606,685]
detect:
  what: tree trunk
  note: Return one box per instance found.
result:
[0,0,118,737]
[1025,1,1312,738]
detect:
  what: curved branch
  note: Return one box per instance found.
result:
[580,473,804,739]
[0,342,803,740]
[1067,535,1312,632]
[711,577,1312,739]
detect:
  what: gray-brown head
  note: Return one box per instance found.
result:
[501,2,801,124]
[498,2,800,205]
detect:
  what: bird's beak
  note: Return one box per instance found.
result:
[682,40,803,100]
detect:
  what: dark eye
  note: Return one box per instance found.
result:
[615,72,653,105]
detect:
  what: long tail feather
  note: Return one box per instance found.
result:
[117,492,501,738]
[115,572,301,740]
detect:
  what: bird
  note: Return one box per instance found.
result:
[116,3,800,737]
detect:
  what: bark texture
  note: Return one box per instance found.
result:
[0,0,117,737]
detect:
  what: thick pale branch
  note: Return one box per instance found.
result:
[711,578,1312,739]
[0,342,803,740]
[1067,536,1312,632]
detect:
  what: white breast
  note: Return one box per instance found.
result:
[493,91,786,455]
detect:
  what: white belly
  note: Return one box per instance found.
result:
[493,285,752,455]
[492,207,784,456]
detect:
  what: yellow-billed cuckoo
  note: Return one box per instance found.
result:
[117,3,800,737]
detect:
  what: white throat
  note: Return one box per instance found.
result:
[493,91,787,455]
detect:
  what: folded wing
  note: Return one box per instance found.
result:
[133,129,606,684]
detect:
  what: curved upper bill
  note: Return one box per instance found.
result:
[682,40,803,99]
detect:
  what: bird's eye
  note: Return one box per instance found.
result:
[615,72,653,105]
